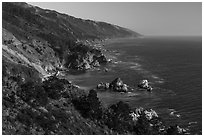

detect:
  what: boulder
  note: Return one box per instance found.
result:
[105,83,110,89]
[130,107,158,122]
[147,86,153,92]
[109,78,123,89]
[97,82,109,90]
[109,78,129,92]
[138,80,149,88]
[122,84,128,92]
[138,79,153,92]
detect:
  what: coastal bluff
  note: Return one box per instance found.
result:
[2,2,186,135]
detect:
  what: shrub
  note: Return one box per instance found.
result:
[102,101,133,134]
[17,81,48,106]
[42,76,65,100]
[72,89,103,120]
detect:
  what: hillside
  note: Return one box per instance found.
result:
[2,2,184,135]
[3,2,141,77]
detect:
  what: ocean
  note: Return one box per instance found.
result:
[66,36,202,134]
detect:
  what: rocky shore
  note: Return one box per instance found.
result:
[64,42,110,71]
[2,31,188,135]
[2,2,188,135]
[2,71,187,135]
[2,32,188,135]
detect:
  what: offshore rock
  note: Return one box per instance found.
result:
[138,80,153,92]
[129,107,158,122]
[109,78,124,92]
[97,82,110,90]
[97,78,131,92]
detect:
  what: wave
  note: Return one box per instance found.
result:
[115,59,165,85]
[129,63,142,71]
[131,67,165,84]
[168,108,181,118]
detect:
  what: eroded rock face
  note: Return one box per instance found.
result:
[2,29,61,78]
[64,44,108,70]
[3,2,139,74]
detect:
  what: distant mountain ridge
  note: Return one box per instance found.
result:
[3,2,140,40]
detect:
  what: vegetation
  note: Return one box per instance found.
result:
[3,70,185,135]
[2,75,114,135]
[3,2,139,67]
[2,2,185,135]
[71,83,184,135]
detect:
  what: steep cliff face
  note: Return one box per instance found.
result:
[3,28,61,78]
[2,2,141,76]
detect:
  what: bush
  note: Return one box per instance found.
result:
[102,101,133,134]
[42,76,65,100]
[72,89,103,120]
[133,113,152,134]
[17,81,48,106]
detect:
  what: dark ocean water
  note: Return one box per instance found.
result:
[66,36,202,134]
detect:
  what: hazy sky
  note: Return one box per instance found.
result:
[29,2,202,36]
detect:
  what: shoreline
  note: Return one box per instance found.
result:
[58,37,200,135]
[3,36,197,135]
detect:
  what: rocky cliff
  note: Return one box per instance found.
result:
[3,2,185,135]
[2,2,141,77]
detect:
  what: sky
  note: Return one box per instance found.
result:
[29,2,202,36]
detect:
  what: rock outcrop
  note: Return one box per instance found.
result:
[97,78,132,93]
[109,78,127,92]
[129,107,159,122]
[3,2,140,73]
[64,44,108,70]
[97,82,110,90]
[138,80,153,91]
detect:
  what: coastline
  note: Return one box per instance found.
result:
[2,2,201,135]
[58,36,201,134]
[3,36,195,135]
